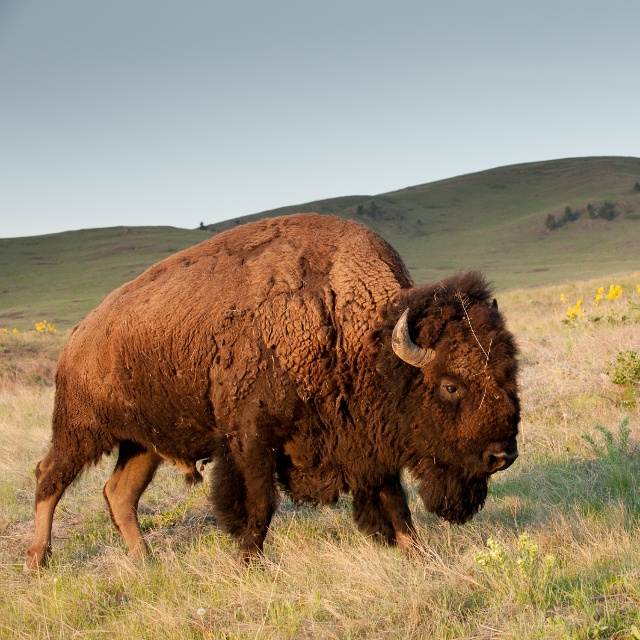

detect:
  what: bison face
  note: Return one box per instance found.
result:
[389,284,520,521]
[427,365,520,478]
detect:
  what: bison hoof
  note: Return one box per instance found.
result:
[128,539,151,561]
[23,545,51,573]
[395,531,425,556]
[238,546,266,567]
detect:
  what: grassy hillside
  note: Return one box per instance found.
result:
[207,156,640,288]
[1,156,639,330]
[0,226,205,331]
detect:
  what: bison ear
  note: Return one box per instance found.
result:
[391,308,436,368]
[491,298,498,311]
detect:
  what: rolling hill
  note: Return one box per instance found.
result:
[1,156,639,330]
[204,156,640,286]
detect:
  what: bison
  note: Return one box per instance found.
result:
[25,213,519,570]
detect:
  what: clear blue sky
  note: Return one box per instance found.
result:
[1,0,639,238]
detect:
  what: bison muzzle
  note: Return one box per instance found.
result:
[25,213,519,570]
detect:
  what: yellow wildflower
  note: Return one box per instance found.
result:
[606,284,622,300]
[566,299,582,319]
[594,288,604,307]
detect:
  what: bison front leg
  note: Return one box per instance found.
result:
[103,441,162,559]
[352,476,421,552]
[210,441,278,562]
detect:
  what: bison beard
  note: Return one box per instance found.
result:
[418,467,488,524]
[24,213,519,570]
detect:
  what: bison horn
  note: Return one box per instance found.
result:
[391,308,436,368]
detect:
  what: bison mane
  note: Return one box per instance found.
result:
[367,271,496,379]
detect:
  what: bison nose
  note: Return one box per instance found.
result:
[483,443,519,474]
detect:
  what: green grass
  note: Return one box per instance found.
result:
[2,157,640,329]
[0,226,205,331]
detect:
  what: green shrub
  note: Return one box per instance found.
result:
[581,418,640,513]
[607,351,640,408]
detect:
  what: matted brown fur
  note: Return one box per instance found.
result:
[25,213,520,568]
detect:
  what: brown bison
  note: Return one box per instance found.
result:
[25,213,519,570]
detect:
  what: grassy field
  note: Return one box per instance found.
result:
[2,157,640,330]
[0,226,205,332]
[1,272,639,638]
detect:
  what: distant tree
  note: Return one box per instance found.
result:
[598,201,619,221]
[356,200,386,220]
[562,206,581,222]
[199,221,205,230]
[545,214,557,231]
[587,203,597,219]
[634,182,640,192]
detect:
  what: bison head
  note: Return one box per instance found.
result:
[372,271,520,523]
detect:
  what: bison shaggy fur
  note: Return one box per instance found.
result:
[25,213,519,570]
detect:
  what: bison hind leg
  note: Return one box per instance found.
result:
[352,477,420,552]
[25,443,98,571]
[103,441,161,559]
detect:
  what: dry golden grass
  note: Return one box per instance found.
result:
[1,275,639,638]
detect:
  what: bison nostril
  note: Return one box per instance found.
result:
[494,449,518,469]
[484,447,518,472]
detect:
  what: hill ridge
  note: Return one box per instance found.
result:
[1,156,639,329]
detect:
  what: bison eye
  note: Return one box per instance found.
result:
[438,376,466,402]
